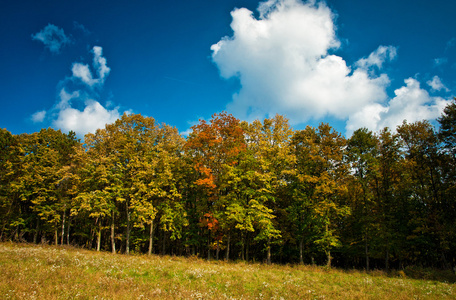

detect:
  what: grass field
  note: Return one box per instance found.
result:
[0,242,454,299]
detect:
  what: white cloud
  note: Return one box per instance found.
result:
[31,110,46,123]
[32,24,71,54]
[57,89,80,109]
[31,46,126,136]
[71,46,110,87]
[92,46,110,83]
[211,0,390,124]
[71,63,94,86]
[54,100,121,135]
[211,0,452,136]
[427,75,449,92]
[346,78,450,134]
[356,45,397,70]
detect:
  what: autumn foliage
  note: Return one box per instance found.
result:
[1,102,456,270]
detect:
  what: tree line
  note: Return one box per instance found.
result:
[1,101,455,270]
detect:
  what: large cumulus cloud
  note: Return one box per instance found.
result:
[211,0,451,135]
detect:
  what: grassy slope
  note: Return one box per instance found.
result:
[0,243,454,299]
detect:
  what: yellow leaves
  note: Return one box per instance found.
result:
[297,174,319,184]
[79,113,185,237]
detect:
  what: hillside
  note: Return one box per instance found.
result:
[1,243,454,299]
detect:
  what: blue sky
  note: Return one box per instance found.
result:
[1,0,455,137]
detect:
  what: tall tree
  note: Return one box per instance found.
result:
[398,121,449,267]
[0,129,22,241]
[437,99,456,267]
[346,128,379,270]
[242,115,294,264]
[289,126,321,264]
[310,124,350,268]
[438,98,456,159]
[185,112,246,259]
[374,127,406,271]
[12,129,79,245]
[77,114,186,254]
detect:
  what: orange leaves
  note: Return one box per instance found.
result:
[195,177,216,190]
[194,163,216,189]
[186,112,246,163]
[199,212,219,232]
[185,112,246,194]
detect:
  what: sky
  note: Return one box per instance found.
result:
[1,0,455,138]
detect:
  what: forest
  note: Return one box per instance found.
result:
[1,100,455,271]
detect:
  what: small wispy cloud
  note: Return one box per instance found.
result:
[445,37,455,52]
[433,57,448,67]
[71,46,111,87]
[31,110,46,123]
[427,75,450,92]
[31,24,72,54]
[356,45,397,70]
[73,21,91,35]
[92,46,110,83]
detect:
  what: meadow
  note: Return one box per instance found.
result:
[0,242,454,299]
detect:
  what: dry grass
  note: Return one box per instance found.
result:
[0,242,454,299]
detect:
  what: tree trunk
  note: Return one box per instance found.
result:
[66,216,71,245]
[225,232,230,261]
[54,228,58,245]
[14,225,19,242]
[326,224,331,268]
[148,220,154,255]
[111,211,116,254]
[299,237,304,264]
[61,208,66,245]
[327,249,331,268]
[126,206,131,255]
[33,220,39,244]
[267,237,271,265]
[216,239,220,260]
[97,221,102,252]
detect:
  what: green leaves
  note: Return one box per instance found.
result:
[78,114,186,252]
[1,105,456,268]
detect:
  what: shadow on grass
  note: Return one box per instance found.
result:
[399,266,456,283]
[361,267,456,283]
